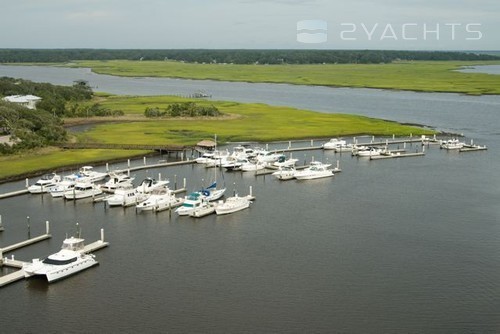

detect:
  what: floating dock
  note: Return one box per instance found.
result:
[370,152,425,160]
[459,145,487,152]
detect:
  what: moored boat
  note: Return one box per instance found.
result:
[23,236,98,283]
[64,182,103,200]
[28,173,61,194]
[136,187,183,212]
[294,161,334,180]
[215,195,252,215]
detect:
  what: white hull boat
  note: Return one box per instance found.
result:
[356,147,382,157]
[189,200,218,218]
[23,237,98,283]
[50,175,79,198]
[294,161,334,180]
[100,172,134,193]
[215,195,252,215]
[272,166,297,180]
[176,192,204,216]
[135,178,170,194]
[64,182,103,200]
[440,139,465,150]
[106,187,148,207]
[322,138,347,150]
[28,173,62,194]
[77,166,108,182]
[136,188,184,212]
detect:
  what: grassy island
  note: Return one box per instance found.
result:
[69,60,500,95]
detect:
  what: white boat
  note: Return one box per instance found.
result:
[50,174,85,198]
[241,160,267,172]
[100,172,135,193]
[294,161,334,180]
[176,192,204,216]
[230,145,256,160]
[356,147,382,157]
[23,236,98,283]
[64,182,103,200]
[135,177,169,194]
[255,150,282,163]
[440,138,465,150]
[136,187,183,212]
[322,138,347,150]
[273,155,299,167]
[215,195,252,215]
[77,166,108,182]
[272,165,297,180]
[189,199,218,218]
[195,151,215,164]
[28,173,61,194]
[333,143,355,153]
[106,186,148,207]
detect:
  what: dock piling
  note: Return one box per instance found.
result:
[46,221,50,235]
[101,228,104,242]
[25,178,29,188]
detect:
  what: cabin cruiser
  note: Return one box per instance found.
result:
[23,236,98,283]
[176,192,204,216]
[241,160,267,172]
[215,195,252,215]
[100,172,135,193]
[322,138,347,150]
[272,165,297,180]
[273,155,299,167]
[106,186,148,207]
[189,198,218,218]
[28,173,61,194]
[50,175,79,198]
[135,177,169,194]
[223,158,249,171]
[255,150,282,163]
[64,182,103,200]
[77,166,108,182]
[294,161,334,180]
[136,187,183,212]
[355,146,382,157]
[440,138,465,150]
[333,143,355,153]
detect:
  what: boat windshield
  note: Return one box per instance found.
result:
[62,239,85,251]
[43,257,78,265]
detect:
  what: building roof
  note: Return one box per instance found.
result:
[3,95,42,103]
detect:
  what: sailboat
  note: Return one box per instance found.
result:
[200,134,226,201]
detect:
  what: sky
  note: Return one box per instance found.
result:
[1,0,498,50]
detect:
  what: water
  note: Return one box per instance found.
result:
[1,66,500,333]
[458,65,500,75]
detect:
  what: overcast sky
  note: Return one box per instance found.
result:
[1,0,498,50]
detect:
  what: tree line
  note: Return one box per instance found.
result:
[0,77,106,153]
[0,49,498,64]
[145,102,221,118]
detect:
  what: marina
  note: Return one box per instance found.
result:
[0,64,498,333]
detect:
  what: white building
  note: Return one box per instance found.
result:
[2,95,42,109]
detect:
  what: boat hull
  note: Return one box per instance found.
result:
[24,256,98,283]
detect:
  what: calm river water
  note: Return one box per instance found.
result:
[0,65,499,333]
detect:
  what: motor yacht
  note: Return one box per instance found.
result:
[50,175,79,198]
[28,173,61,194]
[64,182,103,200]
[136,187,183,212]
[135,177,169,194]
[294,161,334,180]
[77,166,108,182]
[23,236,98,283]
[272,165,297,180]
[100,172,135,193]
[440,138,465,150]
